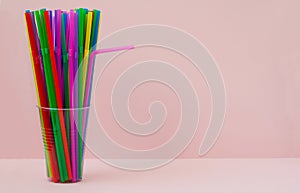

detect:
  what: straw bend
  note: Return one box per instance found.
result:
[88,45,135,67]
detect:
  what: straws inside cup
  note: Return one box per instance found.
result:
[25,8,134,183]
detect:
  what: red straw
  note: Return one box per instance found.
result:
[25,12,60,182]
[44,10,73,179]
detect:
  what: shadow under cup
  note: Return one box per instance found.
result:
[37,106,90,183]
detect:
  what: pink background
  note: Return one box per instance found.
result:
[0,0,299,158]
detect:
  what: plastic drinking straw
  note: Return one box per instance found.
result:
[74,11,79,180]
[82,10,100,156]
[77,8,85,179]
[43,9,73,181]
[80,11,93,159]
[55,10,63,99]
[75,46,136,166]
[61,13,71,147]
[61,12,66,104]
[68,10,77,181]
[81,12,93,151]
[84,45,136,112]
[90,46,136,58]
[25,11,60,182]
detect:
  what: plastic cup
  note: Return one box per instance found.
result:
[37,106,90,183]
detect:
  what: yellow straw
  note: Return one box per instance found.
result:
[82,11,93,98]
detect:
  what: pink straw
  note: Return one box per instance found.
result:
[73,12,79,181]
[55,10,63,100]
[68,10,76,182]
[83,45,135,109]
[80,46,135,159]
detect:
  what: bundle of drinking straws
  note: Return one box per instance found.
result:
[25,8,102,183]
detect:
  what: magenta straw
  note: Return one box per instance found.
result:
[55,10,63,99]
[82,45,135,109]
[73,12,79,181]
[80,45,135,154]
[68,10,76,182]
[66,12,70,50]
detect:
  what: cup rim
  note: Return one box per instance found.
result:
[36,105,90,110]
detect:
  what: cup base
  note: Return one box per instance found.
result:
[47,177,82,183]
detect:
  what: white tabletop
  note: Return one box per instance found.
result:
[1,159,300,193]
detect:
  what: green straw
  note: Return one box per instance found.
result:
[78,8,85,179]
[61,13,70,148]
[35,9,69,182]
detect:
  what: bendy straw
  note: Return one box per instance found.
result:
[82,11,93,104]
[82,10,101,157]
[68,9,77,182]
[61,12,71,150]
[55,10,63,101]
[74,11,79,181]
[77,8,85,179]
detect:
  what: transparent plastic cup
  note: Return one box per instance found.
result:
[34,45,134,183]
[37,106,90,183]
